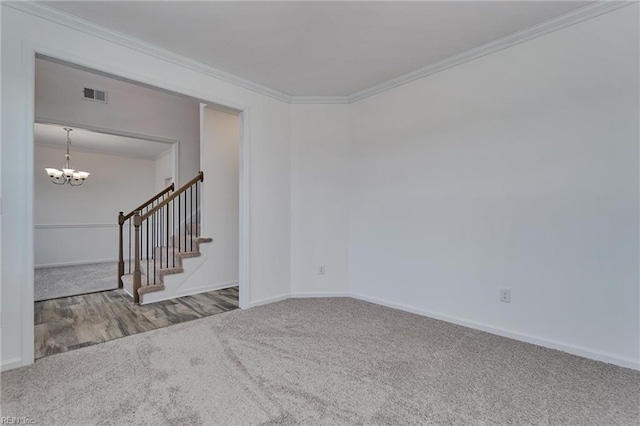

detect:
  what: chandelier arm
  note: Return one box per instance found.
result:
[50,177,66,185]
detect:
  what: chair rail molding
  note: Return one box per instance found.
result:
[35,223,117,229]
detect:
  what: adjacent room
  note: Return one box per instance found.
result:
[30,56,241,358]
[34,123,173,300]
[1,1,638,425]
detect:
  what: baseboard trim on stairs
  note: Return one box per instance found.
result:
[122,285,134,299]
[349,292,640,372]
[141,281,239,305]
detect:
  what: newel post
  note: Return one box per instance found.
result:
[133,211,142,304]
[118,212,125,288]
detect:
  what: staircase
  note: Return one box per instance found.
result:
[118,172,213,304]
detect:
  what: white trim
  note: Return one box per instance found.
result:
[35,223,117,229]
[122,287,134,299]
[4,2,292,104]
[347,1,633,103]
[35,258,117,269]
[172,141,180,187]
[290,292,350,298]
[249,293,289,308]
[290,96,349,105]
[349,293,640,371]
[154,148,172,162]
[35,116,179,167]
[238,109,251,310]
[1,358,24,372]
[14,42,254,371]
[141,281,238,305]
[35,141,164,161]
[35,117,178,145]
[22,40,36,370]
[3,1,632,105]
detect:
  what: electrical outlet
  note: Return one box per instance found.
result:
[500,288,511,303]
[318,265,325,275]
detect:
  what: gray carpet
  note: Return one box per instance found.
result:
[2,298,639,425]
[34,262,118,301]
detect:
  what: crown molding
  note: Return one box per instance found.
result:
[347,1,634,103]
[5,1,634,106]
[4,1,293,103]
[290,96,349,105]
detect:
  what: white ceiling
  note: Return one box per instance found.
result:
[43,1,591,97]
[35,123,172,159]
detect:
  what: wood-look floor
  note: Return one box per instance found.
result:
[34,287,239,359]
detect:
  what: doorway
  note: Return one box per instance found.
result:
[27,54,249,362]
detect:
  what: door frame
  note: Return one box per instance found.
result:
[19,44,252,368]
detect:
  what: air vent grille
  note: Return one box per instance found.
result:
[83,87,107,103]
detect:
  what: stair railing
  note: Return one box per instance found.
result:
[128,171,203,303]
[119,183,174,287]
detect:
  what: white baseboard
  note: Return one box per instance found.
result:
[6,286,634,372]
[122,286,134,298]
[1,357,25,372]
[349,292,640,371]
[249,293,290,308]
[290,291,350,298]
[35,258,118,269]
[141,281,239,305]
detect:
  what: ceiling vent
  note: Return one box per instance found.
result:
[83,87,107,103]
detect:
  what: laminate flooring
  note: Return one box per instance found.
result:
[34,286,239,359]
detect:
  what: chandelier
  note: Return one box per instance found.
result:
[45,128,90,186]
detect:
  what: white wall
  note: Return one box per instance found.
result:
[290,104,350,295]
[34,144,156,266]
[35,58,200,186]
[2,4,291,370]
[348,6,639,368]
[201,107,239,287]
[155,150,173,192]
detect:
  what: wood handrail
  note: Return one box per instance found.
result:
[141,171,203,221]
[121,183,175,221]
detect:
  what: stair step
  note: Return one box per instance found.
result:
[120,235,213,302]
[153,246,201,263]
[186,222,200,235]
[121,274,164,298]
[169,234,207,248]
